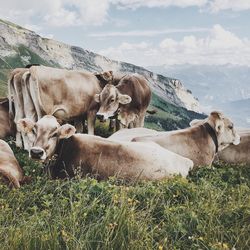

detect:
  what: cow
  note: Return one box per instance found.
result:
[24,65,104,134]
[8,66,109,150]
[8,68,31,148]
[0,140,30,188]
[217,129,250,164]
[17,115,194,180]
[132,111,241,167]
[108,127,159,142]
[94,73,151,129]
[0,97,15,138]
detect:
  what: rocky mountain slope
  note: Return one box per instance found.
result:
[0,19,201,113]
[150,64,250,127]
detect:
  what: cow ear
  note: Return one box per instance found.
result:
[17,119,35,133]
[58,124,76,139]
[118,94,132,104]
[210,111,224,120]
[94,94,100,103]
[103,71,113,81]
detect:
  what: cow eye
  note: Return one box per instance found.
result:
[110,99,115,103]
[228,125,233,129]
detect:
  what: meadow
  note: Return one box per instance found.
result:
[0,137,249,250]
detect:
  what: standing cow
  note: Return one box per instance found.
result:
[94,73,151,129]
[8,66,110,150]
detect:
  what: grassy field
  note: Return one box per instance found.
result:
[0,138,249,250]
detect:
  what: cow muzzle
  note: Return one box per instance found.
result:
[96,112,110,122]
[30,147,46,161]
[233,134,241,145]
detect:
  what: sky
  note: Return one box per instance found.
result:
[0,0,250,68]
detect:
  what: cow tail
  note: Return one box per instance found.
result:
[0,168,20,188]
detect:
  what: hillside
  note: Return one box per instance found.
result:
[0,18,205,130]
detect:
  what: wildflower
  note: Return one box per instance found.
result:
[128,198,133,205]
[159,245,163,250]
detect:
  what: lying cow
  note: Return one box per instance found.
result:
[0,139,30,188]
[217,129,250,164]
[0,97,15,138]
[132,111,240,167]
[17,115,194,180]
[108,127,159,142]
[94,73,151,129]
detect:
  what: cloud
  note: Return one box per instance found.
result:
[0,0,250,30]
[89,27,209,38]
[208,0,250,12]
[111,0,207,9]
[0,0,110,27]
[98,25,250,67]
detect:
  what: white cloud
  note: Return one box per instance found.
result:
[209,0,250,12]
[0,0,249,30]
[111,0,207,9]
[99,25,250,67]
[89,27,209,37]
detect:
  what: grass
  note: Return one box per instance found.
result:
[0,138,249,250]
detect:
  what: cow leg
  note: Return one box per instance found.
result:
[13,75,25,148]
[22,72,37,150]
[87,111,96,135]
[115,119,121,131]
[74,117,84,133]
[135,113,146,128]
[109,119,116,132]
[29,77,43,120]
[10,88,22,148]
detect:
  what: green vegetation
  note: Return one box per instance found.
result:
[0,45,60,70]
[0,139,249,250]
[145,93,206,131]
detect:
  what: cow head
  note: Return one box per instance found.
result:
[94,84,132,121]
[191,111,241,150]
[17,115,76,162]
[95,71,114,85]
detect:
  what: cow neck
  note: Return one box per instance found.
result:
[55,138,67,163]
[202,122,218,153]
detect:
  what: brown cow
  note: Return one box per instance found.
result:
[8,66,107,150]
[0,97,15,138]
[94,73,151,129]
[132,111,241,167]
[0,139,30,188]
[217,129,250,164]
[17,115,194,179]
[8,68,30,148]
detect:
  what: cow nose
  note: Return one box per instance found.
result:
[30,148,44,159]
[96,113,104,121]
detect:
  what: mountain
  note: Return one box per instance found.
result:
[0,19,205,130]
[149,64,250,127]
